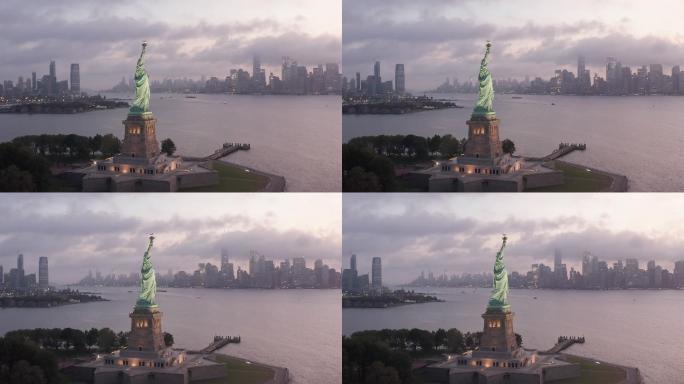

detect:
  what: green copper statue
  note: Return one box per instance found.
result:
[473,41,495,116]
[136,235,157,308]
[487,234,510,311]
[129,42,151,115]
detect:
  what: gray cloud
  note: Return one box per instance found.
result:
[342,1,684,91]
[343,196,684,285]
[0,1,340,89]
[0,197,340,284]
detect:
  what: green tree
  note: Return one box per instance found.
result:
[0,165,36,192]
[343,167,381,192]
[164,333,174,347]
[367,156,396,191]
[97,328,116,352]
[0,143,52,191]
[446,329,465,353]
[364,362,400,384]
[428,134,442,155]
[502,139,516,154]
[161,138,177,156]
[86,328,99,347]
[439,135,461,158]
[89,134,103,156]
[100,134,121,157]
[434,328,447,349]
[9,360,46,384]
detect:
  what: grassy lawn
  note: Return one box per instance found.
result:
[191,355,275,384]
[552,355,627,384]
[180,161,269,192]
[527,162,613,192]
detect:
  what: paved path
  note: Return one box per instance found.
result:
[562,354,643,384]
[556,160,629,192]
[220,160,286,192]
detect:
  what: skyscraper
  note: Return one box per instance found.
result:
[70,63,80,93]
[32,72,37,92]
[577,55,585,82]
[39,256,49,289]
[350,254,357,272]
[373,61,381,93]
[220,249,230,272]
[253,54,261,79]
[371,257,382,295]
[355,72,361,91]
[17,253,23,271]
[48,60,57,95]
[395,64,405,93]
[553,249,562,272]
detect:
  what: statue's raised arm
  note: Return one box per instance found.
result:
[129,41,151,115]
[136,235,158,308]
[488,234,510,311]
[473,41,495,116]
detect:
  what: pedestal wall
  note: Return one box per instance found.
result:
[121,114,160,159]
[464,116,502,160]
[125,307,165,354]
[480,310,518,353]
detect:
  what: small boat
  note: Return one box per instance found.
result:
[533,296,538,300]
[511,96,523,99]
[551,103,556,105]
[185,95,197,99]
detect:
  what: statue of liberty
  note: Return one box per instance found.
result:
[473,41,495,116]
[129,41,151,115]
[487,234,510,311]
[136,235,157,308]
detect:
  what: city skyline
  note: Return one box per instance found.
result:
[0,0,341,89]
[343,0,684,90]
[343,194,684,284]
[0,194,341,284]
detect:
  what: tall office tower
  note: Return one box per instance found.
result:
[373,61,381,91]
[70,63,80,92]
[395,64,405,93]
[350,254,357,272]
[39,256,49,289]
[220,249,230,272]
[355,72,361,91]
[672,65,680,93]
[553,249,562,272]
[0,265,3,285]
[17,253,23,271]
[371,257,382,294]
[253,54,261,78]
[32,72,37,91]
[577,55,585,80]
[48,60,56,95]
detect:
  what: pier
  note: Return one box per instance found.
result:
[188,335,241,354]
[544,336,586,354]
[205,142,251,161]
[543,143,586,161]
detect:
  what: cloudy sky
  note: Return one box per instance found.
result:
[0,0,341,90]
[0,194,341,284]
[343,0,684,91]
[343,194,684,285]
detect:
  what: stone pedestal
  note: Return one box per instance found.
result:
[464,115,502,160]
[121,113,160,159]
[478,309,517,354]
[122,306,165,357]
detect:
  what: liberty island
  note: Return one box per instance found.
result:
[68,235,289,384]
[406,236,641,384]
[414,42,568,192]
